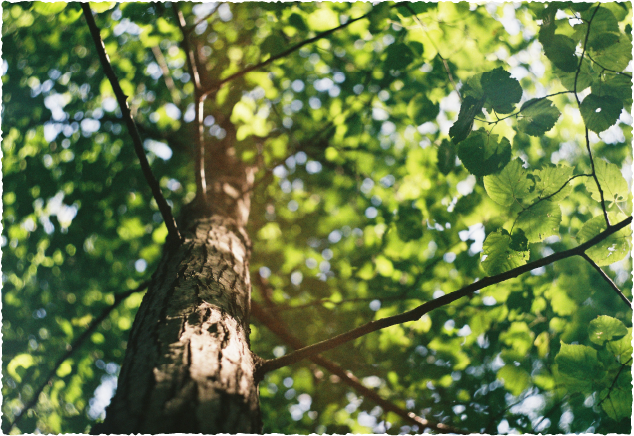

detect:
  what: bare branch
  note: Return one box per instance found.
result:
[150,46,181,105]
[581,253,632,308]
[173,4,208,203]
[186,4,220,35]
[258,216,632,374]
[402,3,461,101]
[201,7,381,100]
[81,5,182,244]
[6,282,150,433]
[573,4,610,227]
[251,301,467,434]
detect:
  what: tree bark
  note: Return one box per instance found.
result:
[97,127,261,433]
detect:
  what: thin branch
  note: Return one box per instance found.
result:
[596,357,633,408]
[81,5,182,244]
[476,91,575,125]
[510,173,593,233]
[150,46,181,105]
[573,4,610,227]
[173,3,207,203]
[402,3,461,101]
[258,216,632,374]
[200,7,381,100]
[585,52,633,79]
[581,253,631,308]
[251,301,466,434]
[185,4,220,35]
[6,282,150,433]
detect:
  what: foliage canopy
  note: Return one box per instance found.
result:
[2,1,633,434]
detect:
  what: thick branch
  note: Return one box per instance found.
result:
[581,253,631,308]
[81,5,181,244]
[258,216,632,374]
[6,283,149,433]
[251,301,466,434]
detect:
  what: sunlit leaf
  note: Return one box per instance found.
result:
[588,315,627,345]
[585,159,628,205]
[576,214,631,266]
[515,200,561,243]
[481,229,529,275]
[484,158,532,207]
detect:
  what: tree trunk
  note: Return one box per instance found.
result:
[98,126,261,433]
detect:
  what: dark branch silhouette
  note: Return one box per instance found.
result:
[82,4,182,244]
[573,4,610,227]
[200,6,381,100]
[6,283,150,433]
[251,303,466,434]
[581,253,631,308]
[258,216,632,374]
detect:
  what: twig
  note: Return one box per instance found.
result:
[597,357,633,408]
[186,4,220,35]
[81,5,182,244]
[510,173,593,233]
[251,301,467,434]
[581,253,631,308]
[573,4,610,227]
[6,282,150,433]
[258,216,632,374]
[200,7,382,100]
[173,3,207,203]
[402,3,461,101]
[585,52,633,79]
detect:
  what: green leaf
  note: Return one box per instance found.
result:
[261,34,285,57]
[576,214,631,266]
[458,130,511,176]
[588,316,628,345]
[580,94,623,133]
[585,8,620,51]
[481,67,523,114]
[592,73,632,111]
[288,13,308,32]
[556,60,595,92]
[515,201,561,243]
[33,2,67,15]
[449,95,485,144]
[590,34,632,72]
[517,98,561,136]
[481,229,529,275]
[484,158,532,207]
[600,387,632,421]
[90,2,116,13]
[407,94,439,125]
[555,342,602,392]
[585,159,628,206]
[436,139,455,175]
[531,164,574,202]
[497,364,531,396]
[396,206,424,242]
[384,43,415,71]
[542,34,578,72]
[607,328,633,363]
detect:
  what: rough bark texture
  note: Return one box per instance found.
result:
[97,128,260,433]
